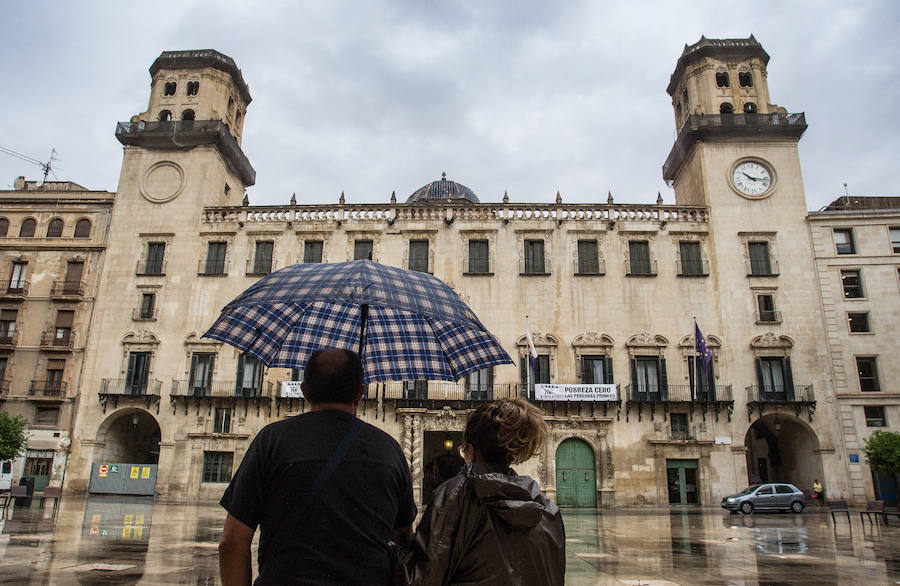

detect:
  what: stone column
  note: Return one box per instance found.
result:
[155,441,175,495]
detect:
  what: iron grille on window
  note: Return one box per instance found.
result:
[202,452,233,483]
[841,270,863,298]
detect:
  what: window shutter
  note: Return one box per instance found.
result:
[487,367,494,388]
[605,356,614,385]
[236,354,245,389]
[581,356,591,384]
[705,361,715,397]
[630,359,638,399]
[659,358,668,400]
[56,310,74,327]
[755,358,764,390]
[784,358,795,400]
[520,357,527,386]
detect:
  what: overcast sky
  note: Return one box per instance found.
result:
[1,1,898,211]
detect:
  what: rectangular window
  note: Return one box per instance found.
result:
[857,357,880,392]
[520,355,551,390]
[403,380,428,399]
[687,355,716,402]
[670,413,689,439]
[140,293,156,319]
[848,312,870,333]
[55,310,74,345]
[467,239,490,274]
[202,451,233,483]
[0,356,8,381]
[678,241,704,276]
[46,359,66,393]
[253,241,274,274]
[891,227,900,254]
[303,240,323,263]
[632,356,666,398]
[204,242,227,275]
[864,406,886,427]
[9,261,27,292]
[190,353,215,396]
[628,241,653,275]
[0,309,17,339]
[577,240,600,275]
[523,240,546,274]
[841,270,863,298]
[465,367,494,400]
[581,355,613,384]
[833,229,855,254]
[236,354,263,396]
[748,242,772,275]
[353,239,373,261]
[35,407,59,426]
[145,242,166,275]
[64,261,84,293]
[213,408,232,434]
[757,294,778,323]
[125,352,150,394]
[758,357,787,397]
[408,240,429,273]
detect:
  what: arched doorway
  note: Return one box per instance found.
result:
[97,409,161,465]
[744,414,822,491]
[555,438,597,508]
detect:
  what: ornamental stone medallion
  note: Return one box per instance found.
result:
[140,161,185,203]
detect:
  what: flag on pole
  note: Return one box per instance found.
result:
[525,317,538,372]
[694,320,712,373]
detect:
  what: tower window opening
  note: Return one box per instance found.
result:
[739,72,753,87]
[182,109,195,121]
[676,102,682,119]
[186,81,199,96]
[163,82,177,96]
[743,102,758,114]
[715,72,730,88]
[719,103,734,114]
[227,96,235,114]
[159,110,172,121]
[235,110,242,127]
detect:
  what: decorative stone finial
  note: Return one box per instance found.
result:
[242,194,249,206]
[555,191,562,204]
[290,192,297,205]
[503,190,509,204]
[607,191,613,204]
[441,171,447,181]
[657,192,663,205]
[339,191,345,205]
[390,190,397,204]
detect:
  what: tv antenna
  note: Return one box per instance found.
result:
[0,145,59,184]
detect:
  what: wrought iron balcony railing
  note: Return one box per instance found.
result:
[626,384,733,403]
[746,384,814,404]
[574,257,606,276]
[245,258,277,276]
[626,259,658,276]
[2,280,29,298]
[676,259,710,276]
[0,379,10,396]
[40,330,74,350]
[754,310,782,324]
[100,378,163,397]
[50,280,85,297]
[0,330,20,348]
[29,380,67,398]
[170,379,271,398]
[135,259,167,276]
[745,259,780,277]
[198,259,229,276]
[380,381,520,402]
[519,256,550,276]
[464,257,495,275]
[132,307,158,320]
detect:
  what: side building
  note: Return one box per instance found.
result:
[0,178,114,492]
[64,38,854,506]
[809,196,900,505]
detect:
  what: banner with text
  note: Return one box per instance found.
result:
[534,383,617,401]
[280,381,305,398]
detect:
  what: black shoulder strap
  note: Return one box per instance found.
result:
[270,417,364,549]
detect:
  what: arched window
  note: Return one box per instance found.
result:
[720,103,734,114]
[744,102,758,114]
[739,72,753,87]
[715,72,730,88]
[19,218,36,237]
[182,109,195,121]
[47,218,64,238]
[0,218,8,237]
[159,110,172,121]
[235,110,242,127]
[186,81,199,96]
[163,82,177,96]
[74,219,91,238]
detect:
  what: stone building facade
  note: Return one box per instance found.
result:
[0,179,114,491]
[4,37,891,507]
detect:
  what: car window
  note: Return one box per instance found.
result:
[741,484,760,495]
[757,486,774,495]
[775,485,794,494]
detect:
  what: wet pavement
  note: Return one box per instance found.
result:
[0,497,898,584]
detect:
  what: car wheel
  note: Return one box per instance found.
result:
[791,501,804,514]
[740,501,754,515]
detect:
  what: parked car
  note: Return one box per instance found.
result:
[0,460,12,491]
[721,483,806,514]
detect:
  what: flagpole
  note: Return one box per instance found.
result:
[526,315,533,399]
[693,317,698,403]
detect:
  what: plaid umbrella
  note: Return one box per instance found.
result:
[203,260,513,382]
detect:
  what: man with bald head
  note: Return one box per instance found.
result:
[219,348,416,585]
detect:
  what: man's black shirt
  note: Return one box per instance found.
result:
[220,410,416,585]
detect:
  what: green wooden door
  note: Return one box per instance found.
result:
[555,439,597,508]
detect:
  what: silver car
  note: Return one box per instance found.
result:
[721,483,806,514]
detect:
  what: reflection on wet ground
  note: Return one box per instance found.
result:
[1,497,899,584]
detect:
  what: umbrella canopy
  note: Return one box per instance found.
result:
[203,260,513,383]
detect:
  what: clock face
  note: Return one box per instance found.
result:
[732,161,773,196]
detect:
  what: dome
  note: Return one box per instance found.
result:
[406,173,480,204]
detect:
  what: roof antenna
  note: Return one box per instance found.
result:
[0,145,58,186]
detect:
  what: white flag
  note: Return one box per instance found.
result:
[525,318,538,360]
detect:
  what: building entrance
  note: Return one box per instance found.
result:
[91,409,161,495]
[422,431,464,505]
[744,414,822,490]
[666,459,699,505]
[555,438,597,508]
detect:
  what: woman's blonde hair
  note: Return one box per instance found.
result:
[465,398,548,465]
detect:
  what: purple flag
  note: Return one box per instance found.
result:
[695,321,712,373]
